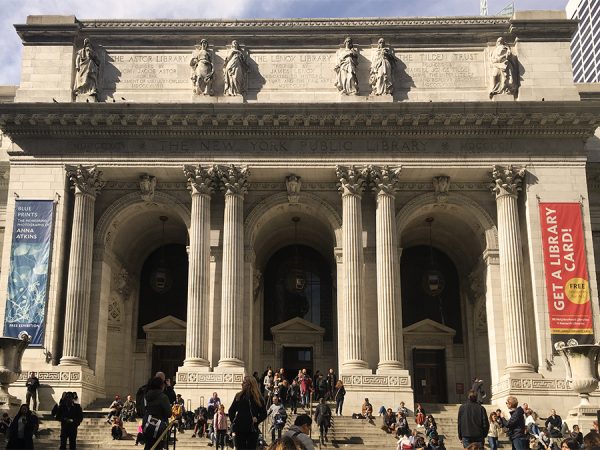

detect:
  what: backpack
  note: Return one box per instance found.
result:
[274,411,287,427]
[143,415,167,440]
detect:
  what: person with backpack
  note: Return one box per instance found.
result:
[268,396,287,443]
[142,376,171,450]
[314,398,332,444]
[283,414,315,450]
[228,375,268,450]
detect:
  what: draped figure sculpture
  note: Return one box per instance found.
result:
[223,40,250,96]
[489,37,519,99]
[73,38,101,99]
[369,38,396,95]
[334,37,359,95]
[190,39,214,95]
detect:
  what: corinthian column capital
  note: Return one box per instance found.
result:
[336,165,368,196]
[183,164,217,195]
[216,164,249,196]
[490,165,526,198]
[369,165,401,196]
[65,164,104,197]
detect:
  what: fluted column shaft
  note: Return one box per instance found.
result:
[337,166,368,370]
[491,165,534,372]
[217,165,248,369]
[61,165,102,366]
[375,189,403,370]
[183,165,214,367]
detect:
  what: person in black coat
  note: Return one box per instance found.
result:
[55,392,83,450]
[314,398,332,444]
[228,375,267,450]
[458,390,489,448]
[506,396,528,450]
[143,377,171,450]
[6,404,38,449]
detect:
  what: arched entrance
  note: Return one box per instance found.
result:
[397,193,498,403]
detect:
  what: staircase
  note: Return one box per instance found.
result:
[1,403,503,449]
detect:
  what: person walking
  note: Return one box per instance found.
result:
[506,396,528,450]
[55,392,83,450]
[25,372,40,411]
[334,380,346,416]
[142,376,171,450]
[228,375,268,450]
[6,404,38,450]
[458,390,489,449]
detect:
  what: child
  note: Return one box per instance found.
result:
[111,416,124,440]
[214,404,228,450]
[135,424,145,446]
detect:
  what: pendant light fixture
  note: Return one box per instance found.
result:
[150,215,172,293]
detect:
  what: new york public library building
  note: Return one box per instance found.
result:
[0,10,600,414]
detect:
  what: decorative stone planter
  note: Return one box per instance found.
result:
[555,341,600,431]
[0,335,30,409]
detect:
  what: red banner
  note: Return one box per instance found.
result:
[539,203,593,345]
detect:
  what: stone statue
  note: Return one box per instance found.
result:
[335,37,359,95]
[432,175,450,203]
[489,37,519,99]
[190,39,214,95]
[73,38,101,99]
[139,174,157,202]
[285,174,301,203]
[369,38,396,95]
[223,40,250,96]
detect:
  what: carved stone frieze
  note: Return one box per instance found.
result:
[490,164,526,198]
[432,176,450,203]
[341,374,410,388]
[113,267,131,300]
[65,164,104,196]
[369,165,401,195]
[176,372,244,385]
[336,165,368,196]
[216,164,249,196]
[183,164,217,195]
[139,174,157,201]
[285,174,301,203]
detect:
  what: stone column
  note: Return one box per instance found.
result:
[182,165,215,368]
[490,165,534,373]
[217,165,249,370]
[370,166,404,372]
[336,165,369,371]
[61,165,103,366]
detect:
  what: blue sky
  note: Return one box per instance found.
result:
[0,0,568,86]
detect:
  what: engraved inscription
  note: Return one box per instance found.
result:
[104,53,190,90]
[251,53,335,89]
[397,51,485,89]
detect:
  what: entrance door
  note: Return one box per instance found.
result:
[282,347,313,378]
[413,349,447,403]
[152,344,185,383]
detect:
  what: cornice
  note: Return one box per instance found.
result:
[1,102,599,140]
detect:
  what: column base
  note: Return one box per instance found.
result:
[340,360,371,374]
[59,356,89,367]
[215,359,245,373]
[504,363,536,374]
[376,362,406,374]
[567,403,600,434]
[183,358,211,369]
[175,369,245,407]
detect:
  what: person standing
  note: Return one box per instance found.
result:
[458,390,489,449]
[506,396,528,450]
[55,392,83,450]
[143,377,171,450]
[334,380,346,416]
[488,412,502,450]
[6,404,38,450]
[326,368,337,401]
[214,404,228,450]
[25,372,40,411]
[228,375,267,450]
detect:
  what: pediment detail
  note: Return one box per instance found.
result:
[403,318,456,336]
[142,315,186,332]
[271,317,325,335]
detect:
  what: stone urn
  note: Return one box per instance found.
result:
[556,342,600,407]
[0,335,30,406]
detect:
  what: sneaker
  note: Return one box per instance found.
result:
[191,434,196,438]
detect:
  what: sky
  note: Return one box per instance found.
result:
[0,0,568,86]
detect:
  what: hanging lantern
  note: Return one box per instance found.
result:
[422,217,445,297]
[150,216,172,293]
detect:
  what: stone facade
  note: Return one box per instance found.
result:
[0,11,599,414]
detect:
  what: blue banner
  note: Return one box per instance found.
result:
[4,200,55,346]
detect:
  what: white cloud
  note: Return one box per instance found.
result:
[0,0,568,86]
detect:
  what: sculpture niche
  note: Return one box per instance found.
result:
[555,340,600,431]
[190,39,214,96]
[0,335,30,411]
[489,37,519,99]
[335,37,359,95]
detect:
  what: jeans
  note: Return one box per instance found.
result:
[336,397,344,415]
[60,424,78,449]
[462,438,483,449]
[488,436,498,450]
[512,437,530,450]
[26,391,37,410]
[302,391,310,406]
[216,430,227,450]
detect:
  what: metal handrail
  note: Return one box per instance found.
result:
[149,420,178,450]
